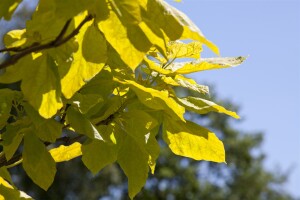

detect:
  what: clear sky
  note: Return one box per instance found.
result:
[171,0,300,197]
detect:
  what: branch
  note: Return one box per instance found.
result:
[0,14,93,70]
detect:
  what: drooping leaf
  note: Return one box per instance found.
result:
[112,0,142,25]
[82,139,117,174]
[49,142,82,162]
[21,53,63,118]
[114,78,185,121]
[171,56,246,74]
[0,89,15,129]
[0,0,23,20]
[117,135,149,199]
[2,121,28,160]
[23,103,62,142]
[66,106,103,140]
[163,118,225,163]
[178,96,240,119]
[161,75,209,94]
[59,15,107,99]
[22,131,57,190]
[98,10,149,70]
[161,1,219,55]
[167,40,202,59]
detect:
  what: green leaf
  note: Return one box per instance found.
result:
[2,121,26,160]
[163,118,225,163]
[0,167,12,184]
[49,142,82,162]
[167,40,202,59]
[112,0,142,25]
[121,110,160,174]
[70,93,103,114]
[21,53,63,119]
[0,89,15,129]
[117,135,149,199]
[0,176,32,199]
[82,139,117,174]
[163,1,219,55]
[115,78,185,121]
[23,103,62,142]
[178,96,240,119]
[171,56,246,74]
[60,16,107,99]
[3,29,27,49]
[98,11,149,70]
[161,75,209,94]
[67,106,103,140]
[0,0,22,20]
[22,131,57,190]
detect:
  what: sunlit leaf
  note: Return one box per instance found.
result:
[178,96,240,119]
[21,54,63,118]
[60,15,107,99]
[171,56,246,74]
[49,142,82,162]
[163,118,225,162]
[167,40,202,59]
[115,78,185,121]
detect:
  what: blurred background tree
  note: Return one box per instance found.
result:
[0,1,298,200]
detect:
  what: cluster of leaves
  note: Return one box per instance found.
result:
[0,0,245,199]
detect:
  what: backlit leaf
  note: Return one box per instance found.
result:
[82,139,117,174]
[60,16,107,99]
[21,54,63,118]
[115,78,185,121]
[67,106,103,140]
[178,96,240,119]
[22,131,56,190]
[23,103,62,142]
[163,118,225,162]
[49,142,82,162]
[172,56,246,74]
[167,40,202,59]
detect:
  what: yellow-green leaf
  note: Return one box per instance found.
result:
[22,131,57,190]
[60,16,107,99]
[82,139,117,174]
[117,135,149,199]
[162,75,209,94]
[67,107,103,140]
[49,142,82,162]
[23,103,62,142]
[0,89,15,129]
[167,40,202,59]
[112,0,142,25]
[2,122,25,160]
[115,78,185,121]
[21,54,63,118]
[98,11,147,70]
[172,56,246,74]
[0,0,22,20]
[163,118,225,162]
[3,29,27,49]
[143,57,172,75]
[178,96,240,119]
[163,2,219,55]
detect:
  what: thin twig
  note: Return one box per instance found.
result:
[0,14,93,69]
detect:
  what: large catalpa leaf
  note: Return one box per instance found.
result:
[163,118,225,163]
[168,56,246,74]
[59,14,107,99]
[177,96,239,119]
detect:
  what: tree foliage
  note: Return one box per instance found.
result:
[0,0,245,199]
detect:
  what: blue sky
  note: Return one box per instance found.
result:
[171,0,300,197]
